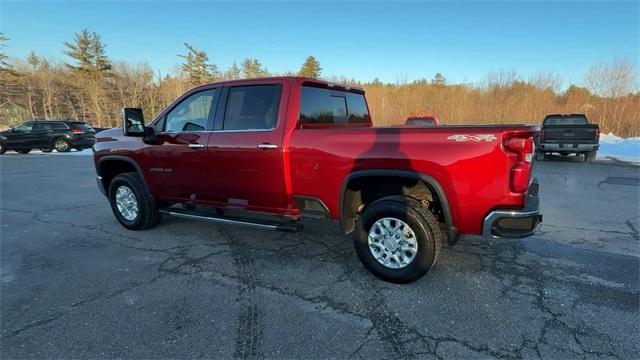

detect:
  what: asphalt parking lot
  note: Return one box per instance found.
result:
[1,153,638,359]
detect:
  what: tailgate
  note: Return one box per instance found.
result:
[542,125,598,144]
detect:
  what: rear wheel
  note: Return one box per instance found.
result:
[353,196,442,283]
[53,138,70,152]
[108,172,161,230]
[585,151,597,162]
[17,149,31,154]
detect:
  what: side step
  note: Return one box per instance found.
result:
[159,208,302,232]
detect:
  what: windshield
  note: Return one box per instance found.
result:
[544,115,588,125]
[406,118,435,126]
[14,122,33,132]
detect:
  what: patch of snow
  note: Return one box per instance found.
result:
[597,133,640,163]
[1,148,93,156]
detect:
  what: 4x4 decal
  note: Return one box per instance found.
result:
[447,134,498,142]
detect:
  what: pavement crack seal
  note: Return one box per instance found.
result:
[344,261,418,359]
[463,239,627,359]
[219,226,264,360]
[1,275,164,340]
[625,219,639,240]
[542,223,639,238]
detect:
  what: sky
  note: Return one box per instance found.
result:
[1,0,638,87]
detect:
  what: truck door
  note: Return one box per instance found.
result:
[206,82,290,214]
[143,87,220,202]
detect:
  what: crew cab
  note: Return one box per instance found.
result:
[405,114,440,126]
[0,120,96,154]
[94,77,541,283]
[536,113,599,162]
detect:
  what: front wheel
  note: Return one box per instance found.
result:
[353,196,442,283]
[108,172,161,230]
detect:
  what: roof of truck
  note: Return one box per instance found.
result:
[192,76,364,92]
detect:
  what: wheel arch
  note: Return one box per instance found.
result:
[98,156,149,194]
[338,169,455,239]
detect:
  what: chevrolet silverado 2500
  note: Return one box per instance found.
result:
[94,77,541,283]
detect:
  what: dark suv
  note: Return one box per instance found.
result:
[0,120,96,154]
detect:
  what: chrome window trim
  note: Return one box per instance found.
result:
[156,128,276,136]
[209,128,275,133]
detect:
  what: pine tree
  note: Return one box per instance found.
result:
[241,58,267,78]
[27,51,40,68]
[298,56,322,78]
[179,42,218,85]
[63,29,112,126]
[431,73,446,87]
[224,62,242,80]
[0,33,10,71]
[63,29,111,75]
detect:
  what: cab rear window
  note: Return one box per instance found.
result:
[544,115,588,125]
[299,86,370,126]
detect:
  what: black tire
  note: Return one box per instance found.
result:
[585,151,597,162]
[353,196,442,283]
[17,149,31,154]
[108,172,161,230]
[535,152,545,161]
[53,138,71,152]
[0,142,5,155]
[40,148,53,153]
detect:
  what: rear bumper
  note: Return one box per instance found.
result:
[538,143,598,152]
[482,178,542,238]
[70,137,96,148]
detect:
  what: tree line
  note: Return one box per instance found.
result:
[0,30,637,137]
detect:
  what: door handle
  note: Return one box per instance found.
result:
[257,144,278,149]
[188,143,205,148]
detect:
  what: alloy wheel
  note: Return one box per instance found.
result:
[115,185,139,221]
[368,217,418,269]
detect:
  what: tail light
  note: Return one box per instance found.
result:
[595,128,600,143]
[72,128,84,134]
[505,136,534,193]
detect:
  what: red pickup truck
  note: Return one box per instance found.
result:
[405,114,440,126]
[94,77,541,283]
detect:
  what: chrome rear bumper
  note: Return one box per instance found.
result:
[483,178,542,238]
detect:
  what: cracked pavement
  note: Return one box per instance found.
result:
[1,154,638,359]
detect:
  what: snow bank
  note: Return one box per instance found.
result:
[597,133,640,162]
[1,148,93,156]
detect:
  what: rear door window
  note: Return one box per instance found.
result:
[32,123,52,131]
[299,86,370,125]
[223,85,281,131]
